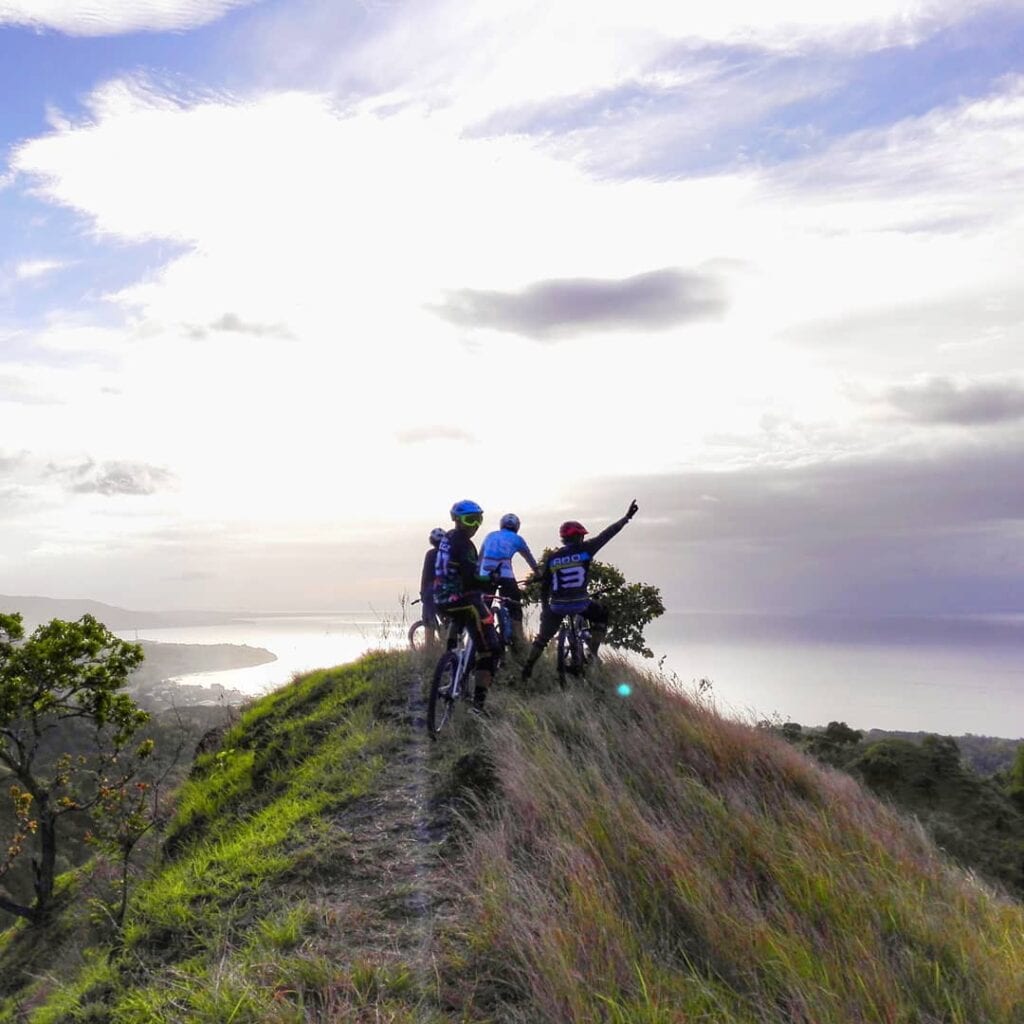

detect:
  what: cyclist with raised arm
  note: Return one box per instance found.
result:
[418,527,446,646]
[520,499,639,681]
[479,513,538,649]
[434,499,502,716]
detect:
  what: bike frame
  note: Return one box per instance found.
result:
[427,619,476,738]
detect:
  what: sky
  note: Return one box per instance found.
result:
[1,0,1023,616]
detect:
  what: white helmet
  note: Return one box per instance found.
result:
[500,513,521,532]
[429,527,446,547]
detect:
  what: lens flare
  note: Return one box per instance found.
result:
[616,683,632,698]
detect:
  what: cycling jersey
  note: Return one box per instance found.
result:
[540,514,629,609]
[420,548,437,596]
[433,528,484,608]
[479,528,538,581]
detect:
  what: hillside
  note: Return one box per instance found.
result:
[0,595,236,630]
[2,649,1023,1022]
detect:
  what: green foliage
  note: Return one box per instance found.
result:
[780,722,1024,899]
[1006,744,1024,809]
[523,558,665,657]
[0,613,146,922]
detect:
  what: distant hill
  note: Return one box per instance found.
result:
[2,650,1023,1021]
[0,593,237,630]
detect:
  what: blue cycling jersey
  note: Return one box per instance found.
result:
[479,528,536,580]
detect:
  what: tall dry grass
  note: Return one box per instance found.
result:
[444,664,1024,1023]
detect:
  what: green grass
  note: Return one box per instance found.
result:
[439,654,1024,1022]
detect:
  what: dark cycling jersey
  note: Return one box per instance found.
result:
[420,549,436,596]
[540,514,629,609]
[433,528,484,608]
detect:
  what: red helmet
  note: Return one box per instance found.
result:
[559,520,588,541]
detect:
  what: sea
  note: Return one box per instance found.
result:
[120,610,1024,739]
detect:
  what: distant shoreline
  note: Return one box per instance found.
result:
[128,640,278,711]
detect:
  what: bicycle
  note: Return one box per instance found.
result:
[556,610,592,687]
[427,621,476,738]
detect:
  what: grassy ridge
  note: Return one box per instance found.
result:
[3,648,1024,1022]
[443,664,1024,1022]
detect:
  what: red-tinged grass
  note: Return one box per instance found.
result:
[443,660,1024,1023]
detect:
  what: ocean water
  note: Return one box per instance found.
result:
[123,610,1024,739]
[642,614,1024,738]
[119,611,407,697]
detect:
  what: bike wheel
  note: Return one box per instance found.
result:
[498,607,513,655]
[556,625,570,688]
[427,651,459,737]
[408,620,425,650]
[571,617,589,678]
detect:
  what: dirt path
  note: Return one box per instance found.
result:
[315,664,456,1019]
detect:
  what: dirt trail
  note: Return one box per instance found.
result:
[316,665,456,1017]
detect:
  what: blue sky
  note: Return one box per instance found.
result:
[1,0,1023,616]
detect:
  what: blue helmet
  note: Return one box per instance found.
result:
[450,499,483,520]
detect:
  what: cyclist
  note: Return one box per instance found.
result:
[479,513,538,649]
[418,527,446,646]
[434,499,502,716]
[520,499,639,681]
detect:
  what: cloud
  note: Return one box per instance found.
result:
[185,313,293,340]
[48,459,175,496]
[785,287,1024,354]
[298,0,1015,134]
[396,426,477,445]
[885,377,1024,425]
[0,0,261,36]
[0,450,27,474]
[0,374,57,405]
[577,438,1024,614]
[14,260,66,281]
[432,267,728,339]
[166,570,215,582]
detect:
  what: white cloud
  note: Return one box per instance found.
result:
[268,0,1019,131]
[0,0,261,36]
[14,259,66,281]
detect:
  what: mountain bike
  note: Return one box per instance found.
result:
[556,610,592,687]
[427,621,476,738]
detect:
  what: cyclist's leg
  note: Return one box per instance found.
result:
[521,605,562,679]
[421,593,440,645]
[467,593,501,711]
[443,596,499,711]
[582,600,609,655]
[439,609,459,650]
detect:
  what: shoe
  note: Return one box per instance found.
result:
[469,703,490,719]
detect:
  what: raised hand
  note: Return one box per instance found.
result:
[626,498,639,520]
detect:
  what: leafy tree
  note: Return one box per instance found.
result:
[523,558,665,657]
[0,613,147,923]
[1006,744,1024,810]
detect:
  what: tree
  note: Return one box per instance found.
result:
[1005,744,1024,810]
[0,613,147,923]
[523,558,665,657]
